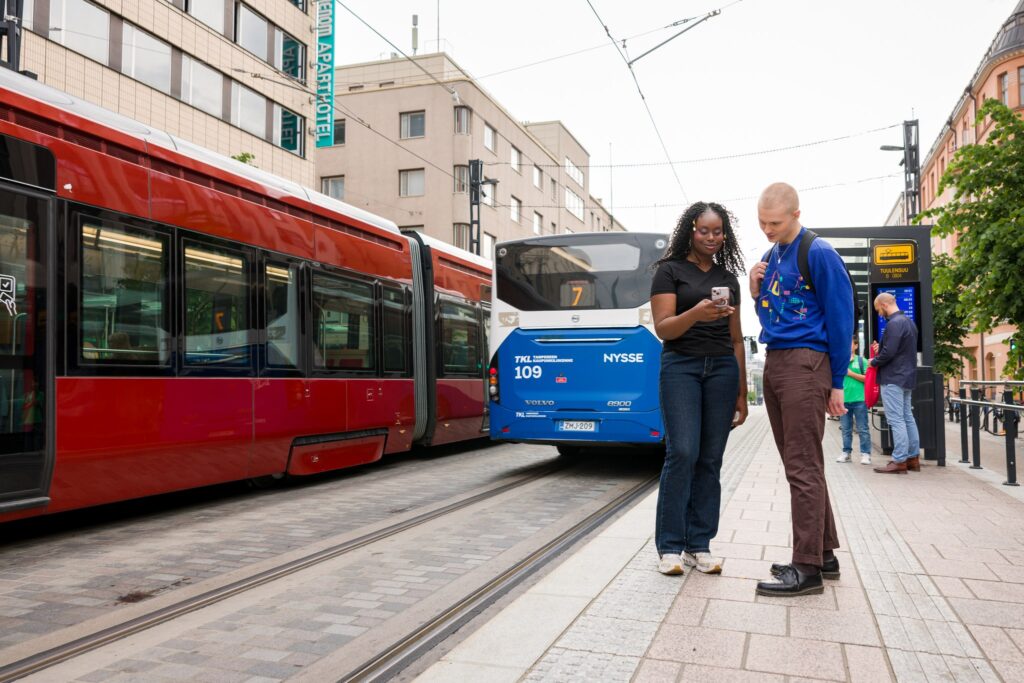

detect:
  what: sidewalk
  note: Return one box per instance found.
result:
[418,407,1024,682]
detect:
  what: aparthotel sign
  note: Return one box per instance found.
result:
[315,0,335,147]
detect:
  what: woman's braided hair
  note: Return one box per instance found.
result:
[654,201,745,276]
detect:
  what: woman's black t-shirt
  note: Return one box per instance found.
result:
[650,260,740,357]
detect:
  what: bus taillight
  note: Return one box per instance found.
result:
[488,362,499,401]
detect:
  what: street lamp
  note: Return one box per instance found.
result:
[880,120,920,225]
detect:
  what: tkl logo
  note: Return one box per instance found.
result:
[603,353,644,363]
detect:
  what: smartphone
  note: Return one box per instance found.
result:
[711,286,731,308]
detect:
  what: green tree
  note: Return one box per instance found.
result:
[930,254,971,379]
[919,98,1024,379]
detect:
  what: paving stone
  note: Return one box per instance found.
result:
[844,644,894,682]
[745,633,845,681]
[684,663,785,682]
[525,647,638,683]
[555,615,660,657]
[700,599,787,636]
[646,624,745,668]
[661,596,706,627]
[631,658,681,683]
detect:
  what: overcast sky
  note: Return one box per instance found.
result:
[332,0,1018,337]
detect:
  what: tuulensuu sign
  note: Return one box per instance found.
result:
[315,0,335,148]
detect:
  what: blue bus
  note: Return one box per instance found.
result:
[488,232,667,454]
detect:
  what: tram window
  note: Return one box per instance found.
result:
[439,302,480,375]
[382,286,408,374]
[183,243,253,367]
[80,223,170,366]
[265,262,300,370]
[312,274,375,372]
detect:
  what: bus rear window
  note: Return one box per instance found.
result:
[495,238,658,311]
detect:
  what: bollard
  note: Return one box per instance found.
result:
[970,388,983,469]
[959,387,969,464]
[1003,389,1019,487]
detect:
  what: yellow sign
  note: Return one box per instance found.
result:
[872,243,915,266]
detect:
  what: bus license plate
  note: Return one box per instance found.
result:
[559,420,596,432]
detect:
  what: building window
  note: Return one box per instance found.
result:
[551,222,557,234]
[182,56,224,118]
[273,104,304,156]
[400,111,425,139]
[533,212,542,235]
[231,83,267,138]
[550,178,557,201]
[510,146,521,172]
[484,123,496,152]
[454,106,471,134]
[1019,67,1024,108]
[565,188,584,220]
[481,183,494,207]
[565,157,584,186]
[50,0,110,65]
[454,165,469,193]
[482,232,495,260]
[274,28,305,81]
[122,24,172,94]
[236,4,269,61]
[453,223,471,250]
[999,72,1009,106]
[185,0,226,33]
[533,165,542,188]
[334,119,346,145]
[510,196,521,223]
[399,169,425,197]
[321,176,345,200]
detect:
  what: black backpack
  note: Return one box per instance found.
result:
[764,230,860,331]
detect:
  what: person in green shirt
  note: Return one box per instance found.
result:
[837,337,871,464]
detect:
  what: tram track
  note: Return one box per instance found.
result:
[0,461,576,683]
[337,474,658,683]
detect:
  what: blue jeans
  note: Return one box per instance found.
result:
[656,352,739,556]
[840,401,871,455]
[880,384,920,463]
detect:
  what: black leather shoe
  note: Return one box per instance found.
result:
[756,565,824,597]
[770,556,840,580]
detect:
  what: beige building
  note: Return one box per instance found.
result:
[14,0,317,185]
[316,53,625,257]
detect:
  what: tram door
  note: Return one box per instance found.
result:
[0,184,51,511]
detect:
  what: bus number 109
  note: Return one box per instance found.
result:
[514,365,543,380]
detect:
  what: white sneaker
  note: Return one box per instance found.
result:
[836,453,851,463]
[683,551,722,574]
[658,554,684,575]
[861,455,872,465]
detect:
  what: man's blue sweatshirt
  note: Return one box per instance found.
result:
[755,228,854,389]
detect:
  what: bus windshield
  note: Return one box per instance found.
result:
[495,233,665,311]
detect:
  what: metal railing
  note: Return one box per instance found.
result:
[955,386,1022,487]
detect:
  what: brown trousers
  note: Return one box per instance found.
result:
[763,348,840,566]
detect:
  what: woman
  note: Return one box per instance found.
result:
[650,201,748,575]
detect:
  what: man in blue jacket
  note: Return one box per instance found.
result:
[749,183,853,597]
[870,292,920,474]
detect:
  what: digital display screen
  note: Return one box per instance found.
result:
[559,279,595,307]
[872,284,921,351]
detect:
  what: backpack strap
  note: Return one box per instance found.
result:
[858,356,865,373]
[797,229,818,291]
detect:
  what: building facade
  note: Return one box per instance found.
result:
[13,0,317,186]
[316,53,624,257]
[918,0,1024,383]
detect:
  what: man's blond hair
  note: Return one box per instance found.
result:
[758,182,800,213]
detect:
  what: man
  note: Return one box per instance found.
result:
[748,183,853,597]
[838,337,872,465]
[870,292,920,474]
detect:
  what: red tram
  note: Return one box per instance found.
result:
[0,69,491,522]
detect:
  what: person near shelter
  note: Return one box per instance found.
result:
[838,337,872,465]
[650,201,748,576]
[870,292,921,474]
[748,182,853,597]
